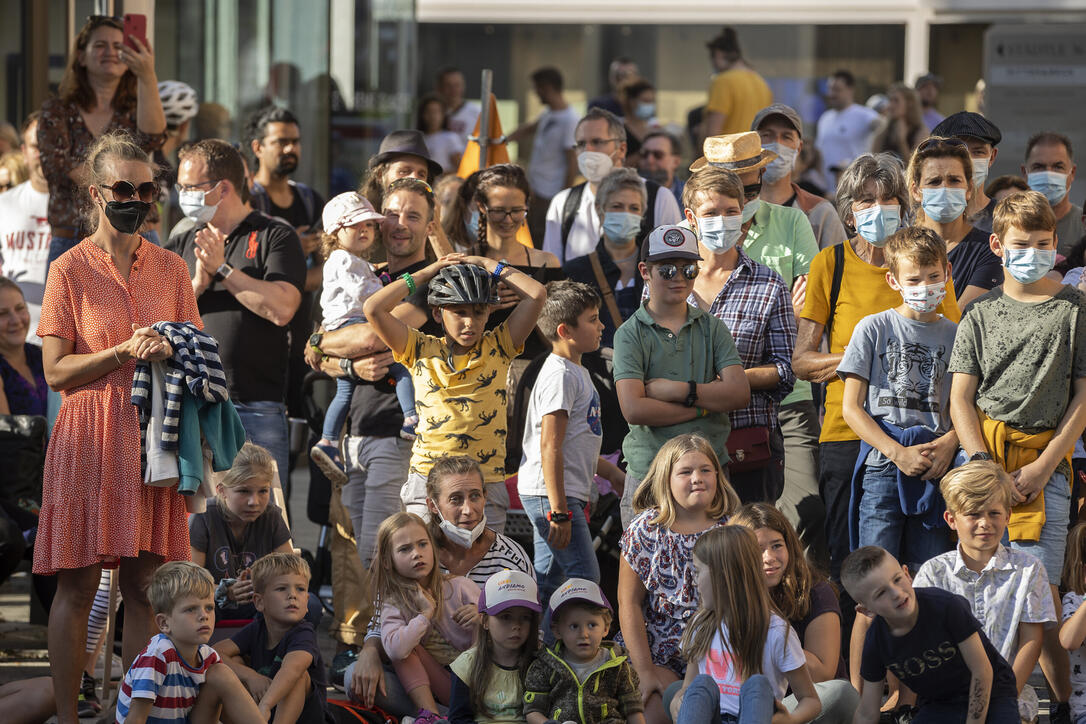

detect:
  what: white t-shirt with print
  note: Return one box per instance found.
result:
[518,353,603,502]
[697,613,805,717]
[0,181,50,344]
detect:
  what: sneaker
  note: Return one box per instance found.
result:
[1050,701,1072,724]
[413,709,449,724]
[310,442,347,485]
[328,648,357,691]
[77,671,101,717]
[400,414,419,442]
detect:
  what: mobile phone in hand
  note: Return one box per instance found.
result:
[123,13,147,52]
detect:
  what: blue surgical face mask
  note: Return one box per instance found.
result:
[921,187,968,223]
[1027,170,1068,206]
[696,214,744,254]
[972,157,990,190]
[853,204,900,246]
[741,198,762,224]
[1003,246,1056,285]
[465,208,480,239]
[634,102,655,121]
[762,143,798,184]
[602,211,642,243]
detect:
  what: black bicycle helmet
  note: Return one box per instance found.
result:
[427,263,498,307]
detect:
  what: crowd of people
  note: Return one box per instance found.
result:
[3,14,1086,724]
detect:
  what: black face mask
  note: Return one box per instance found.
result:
[743,181,763,201]
[103,200,152,235]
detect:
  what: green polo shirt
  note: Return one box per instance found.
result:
[613,301,743,480]
[742,201,820,405]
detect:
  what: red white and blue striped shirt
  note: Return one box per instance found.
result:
[116,634,221,723]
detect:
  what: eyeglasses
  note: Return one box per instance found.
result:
[574,138,620,152]
[101,180,157,202]
[654,263,699,280]
[484,207,527,221]
[917,136,969,153]
[175,179,221,194]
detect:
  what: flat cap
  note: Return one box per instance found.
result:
[931,111,1002,147]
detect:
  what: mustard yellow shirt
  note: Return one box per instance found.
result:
[706,69,773,135]
[396,323,521,483]
[801,240,961,443]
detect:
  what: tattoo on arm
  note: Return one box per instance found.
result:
[968,675,985,721]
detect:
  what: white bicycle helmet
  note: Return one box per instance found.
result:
[158,80,198,127]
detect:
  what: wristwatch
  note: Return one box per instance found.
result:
[308,332,324,353]
[969,451,993,462]
[684,380,698,408]
[547,510,572,523]
[215,262,234,281]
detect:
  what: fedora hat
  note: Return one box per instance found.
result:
[689,131,777,173]
[368,129,444,180]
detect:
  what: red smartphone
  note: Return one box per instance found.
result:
[123,13,147,52]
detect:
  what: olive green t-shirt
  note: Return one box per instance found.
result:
[948,285,1086,433]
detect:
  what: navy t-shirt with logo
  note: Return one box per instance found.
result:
[230,617,331,723]
[859,586,1017,707]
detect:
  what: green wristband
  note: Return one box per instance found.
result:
[401,272,416,295]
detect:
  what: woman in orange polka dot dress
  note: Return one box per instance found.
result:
[33,132,201,724]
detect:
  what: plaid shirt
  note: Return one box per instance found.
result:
[693,247,796,430]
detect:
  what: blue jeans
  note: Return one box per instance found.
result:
[520,495,600,606]
[1010,470,1070,583]
[234,400,290,490]
[669,673,775,724]
[321,364,414,441]
[857,459,953,572]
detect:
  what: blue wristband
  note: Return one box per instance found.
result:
[492,261,507,281]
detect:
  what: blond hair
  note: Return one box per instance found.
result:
[1063,522,1086,595]
[883,226,949,278]
[632,434,740,528]
[993,190,1057,240]
[250,552,310,594]
[939,460,1013,515]
[217,442,276,513]
[149,561,215,615]
[366,512,446,621]
[680,526,772,679]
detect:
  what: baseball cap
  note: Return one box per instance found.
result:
[751,103,803,135]
[322,192,385,234]
[640,224,702,263]
[931,111,1002,147]
[548,578,612,618]
[478,570,541,615]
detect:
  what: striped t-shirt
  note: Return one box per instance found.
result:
[116,634,221,723]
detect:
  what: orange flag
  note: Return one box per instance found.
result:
[457,93,533,248]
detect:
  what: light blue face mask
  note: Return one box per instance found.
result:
[1003,246,1056,285]
[179,185,221,224]
[972,157,990,190]
[852,204,901,247]
[921,187,968,223]
[634,102,655,121]
[1027,170,1068,206]
[465,208,480,239]
[602,211,642,243]
[696,214,744,254]
[742,199,762,224]
[762,143,798,184]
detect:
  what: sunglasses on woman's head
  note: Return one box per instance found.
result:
[654,263,699,280]
[100,180,157,203]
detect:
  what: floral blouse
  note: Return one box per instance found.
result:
[37,96,165,232]
[617,508,728,675]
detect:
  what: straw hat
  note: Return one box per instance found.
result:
[689,131,778,173]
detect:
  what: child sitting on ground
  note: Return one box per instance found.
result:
[116,561,262,724]
[524,577,645,724]
[363,235,546,532]
[189,442,292,622]
[843,545,1019,723]
[310,191,418,483]
[215,553,331,723]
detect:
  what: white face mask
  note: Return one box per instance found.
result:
[971,157,990,190]
[179,185,221,224]
[696,214,744,254]
[762,143,798,184]
[436,509,487,549]
[897,281,947,314]
[577,151,614,184]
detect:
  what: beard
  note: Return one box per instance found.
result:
[274,154,298,175]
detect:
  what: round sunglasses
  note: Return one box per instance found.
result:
[100,180,157,203]
[654,263,700,280]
